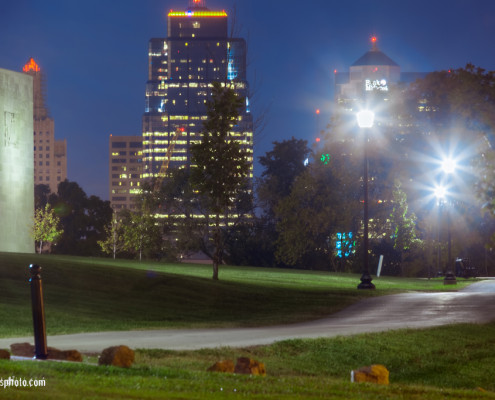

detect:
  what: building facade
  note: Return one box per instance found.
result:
[109,135,143,210]
[23,58,67,194]
[142,0,253,180]
[334,37,427,112]
[0,67,35,253]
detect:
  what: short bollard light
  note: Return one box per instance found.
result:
[29,264,48,359]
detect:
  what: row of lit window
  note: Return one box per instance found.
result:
[38,176,62,182]
[111,151,141,156]
[111,174,141,179]
[111,181,142,187]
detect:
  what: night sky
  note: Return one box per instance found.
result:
[1,0,494,200]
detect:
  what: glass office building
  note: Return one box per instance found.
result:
[142,0,253,179]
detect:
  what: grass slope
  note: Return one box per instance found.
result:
[0,252,473,337]
[1,323,494,399]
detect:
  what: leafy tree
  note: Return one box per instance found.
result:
[257,137,311,215]
[120,208,162,261]
[274,138,361,270]
[98,212,126,259]
[118,182,164,261]
[34,184,51,209]
[387,181,423,275]
[49,180,112,256]
[32,203,63,254]
[190,82,251,280]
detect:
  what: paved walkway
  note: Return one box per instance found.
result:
[2,280,494,353]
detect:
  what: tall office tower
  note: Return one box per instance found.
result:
[109,135,143,210]
[23,58,67,194]
[142,0,253,180]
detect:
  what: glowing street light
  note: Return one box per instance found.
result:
[356,110,375,129]
[441,157,456,174]
[356,110,375,290]
[433,185,447,201]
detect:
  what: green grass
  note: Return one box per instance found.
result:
[0,252,492,398]
[0,252,475,337]
[1,323,494,399]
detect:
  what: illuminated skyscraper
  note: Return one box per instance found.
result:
[109,134,143,210]
[23,58,67,194]
[142,0,253,180]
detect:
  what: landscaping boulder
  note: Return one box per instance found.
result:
[352,364,389,385]
[0,349,10,360]
[234,357,266,376]
[98,345,135,368]
[207,359,235,373]
[48,348,83,362]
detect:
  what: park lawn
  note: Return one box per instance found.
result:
[0,252,475,337]
[0,323,494,399]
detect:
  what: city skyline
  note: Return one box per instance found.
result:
[1,0,494,199]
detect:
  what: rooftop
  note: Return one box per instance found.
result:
[351,37,399,67]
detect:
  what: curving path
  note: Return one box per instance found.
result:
[1,280,494,353]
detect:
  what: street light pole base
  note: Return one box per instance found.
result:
[358,274,376,290]
[443,273,457,285]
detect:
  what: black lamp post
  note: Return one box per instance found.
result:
[356,110,376,290]
[440,158,457,285]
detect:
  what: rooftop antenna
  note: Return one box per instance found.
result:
[370,36,378,51]
[188,0,207,9]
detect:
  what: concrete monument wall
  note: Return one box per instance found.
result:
[0,68,34,253]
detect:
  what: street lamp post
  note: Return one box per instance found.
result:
[441,158,457,285]
[433,158,457,285]
[356,110,375,290]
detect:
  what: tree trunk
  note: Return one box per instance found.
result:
[212,213,221,280]
[39,241,43,254]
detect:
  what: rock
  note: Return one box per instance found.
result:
[98,345,135,368]
[0,349,10,360]
[10,343,34,357]
[234,357,266,376]
[207,359,235,373]
[48,348,83,362]
[352,364,389,385]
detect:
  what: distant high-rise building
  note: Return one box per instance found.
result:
[109,135,143,210]
[334,37,427,111]
[142,0,253,180]
[23,58,67,194]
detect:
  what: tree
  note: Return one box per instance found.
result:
[34,184,51,210]
[387,181,423,275]
[257,137,311,215]
[120,209,162,261]
[402,64,495,258]
[98,212,126,259]
[190,82,251,279]
[49,180,113,256]
[274,137,362,270]
[32,203,63,254]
